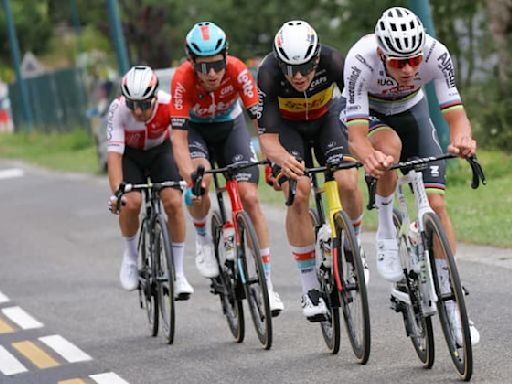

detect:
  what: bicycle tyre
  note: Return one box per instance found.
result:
[333,211,371,364]
[138,218,159,337]
[424,212,472,381]
[236,211,272,350]
[154,216,175,344]
[310,209,341,354]
[393,211,434,368]
[211,211,244,343]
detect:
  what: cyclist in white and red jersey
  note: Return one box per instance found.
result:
[170,22,283,313]
[342,7,479,343]
[258,20,366,320]
[107,66,193,300]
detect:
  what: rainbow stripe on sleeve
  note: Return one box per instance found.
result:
[440,99,463,114]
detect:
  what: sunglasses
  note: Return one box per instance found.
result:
[386,55,423,69]
[194,59,226,74]
[125,98,154,111]
[278,60,317,77]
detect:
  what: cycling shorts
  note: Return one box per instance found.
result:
[188,114,259,183]
[368,97,446,192]
[122,140,182,188]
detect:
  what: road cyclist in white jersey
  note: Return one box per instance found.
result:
[341,7,479,344]
[107,66,193,299]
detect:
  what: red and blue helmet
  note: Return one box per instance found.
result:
[185,22,228,58]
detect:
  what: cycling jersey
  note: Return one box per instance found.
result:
[107,90,171,153]
[341,34,462,125]
[170,55,259,128]
[257,45,345,133]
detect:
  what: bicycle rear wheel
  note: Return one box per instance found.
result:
[310,209,341,354]
[333,211,370,364]
[393,211,434,368]
[154,217,175,344]
[211,212,244,343]
[237,211,272,350]
[137,219,158,337]
[424,212,472,381]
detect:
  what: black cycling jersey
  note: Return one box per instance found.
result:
[257,45,345,134]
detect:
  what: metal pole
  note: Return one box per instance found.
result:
[408,0,449,151]
[107,0,130,75]
[2,0,33,129]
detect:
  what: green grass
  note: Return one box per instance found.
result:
[1,130,510,247]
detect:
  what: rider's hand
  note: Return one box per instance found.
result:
[279,154,304,180]
[108,194,126,215]
[448,135,476,158]
[362,150,394,178]
[184,185,203,206]
[264,163,282,191]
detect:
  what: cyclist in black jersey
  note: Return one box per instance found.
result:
[258,20,366,321]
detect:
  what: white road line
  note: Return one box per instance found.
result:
[0,345,28,375]
[1,306,43,330]
[90,372,130,384]
[0,168,24,180]
[39,335,92,363]
[0,291,8,303]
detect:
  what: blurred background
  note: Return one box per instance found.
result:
[1,0,511,166]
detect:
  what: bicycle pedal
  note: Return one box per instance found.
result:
[175,293,191,301]
[307,313,328,323]
[271,310,281,318]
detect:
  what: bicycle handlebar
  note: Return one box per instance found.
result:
[115,180,187,211]
[365,153,486,210]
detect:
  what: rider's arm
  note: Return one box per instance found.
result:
[443,107,476,157]
[171,129,195,185]
[106,99,125,193]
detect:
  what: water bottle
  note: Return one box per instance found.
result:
[408,221,420,272]
[316,224,332,268]
[223,222,236,261]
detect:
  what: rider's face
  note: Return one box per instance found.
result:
[383,55,423,87]
[284,68,316,92]
[126,98,155,122]
[194,54,226,91]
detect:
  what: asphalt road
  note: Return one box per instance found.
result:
[0,161,511,384]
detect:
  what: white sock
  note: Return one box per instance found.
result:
[123,234,138,263]
[376,194,396,239]
[173,242,185,278]
[292,245,319,294]
[435,258,450,295]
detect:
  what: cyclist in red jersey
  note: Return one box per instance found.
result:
[107,66,193,299]
[170,22,283,313]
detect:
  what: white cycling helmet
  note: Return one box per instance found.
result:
[375,7,425,58]
[273,20,320,65]
[121,66,159,100]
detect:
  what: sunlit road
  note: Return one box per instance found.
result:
[0,160,511,384]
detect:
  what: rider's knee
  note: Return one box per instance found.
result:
[335,169,359,195]
[124,193,142,213]
[240,188,260,210]
[428,192,447,214]
[162,190,183,214]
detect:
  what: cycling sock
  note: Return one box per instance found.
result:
[123,234,138,262]
[260,248,272,290]
[352,214,364,246]
[192,217,207,239]
[172,242,185,278]
[292,245,319,294]
[375,194,396,239]
[435,258,450,294]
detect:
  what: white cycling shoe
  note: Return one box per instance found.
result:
[174,276,194,301]
[301,289,328,322]
[195,237,219,278]
[376,237,402,282]
[268,289,284,315]
[446,301,481,346]
[119,253,139,291]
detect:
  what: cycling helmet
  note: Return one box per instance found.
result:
[273,20,320,65]
[375,7,425,58]
[120,66,158,100]
[185,22,228,57]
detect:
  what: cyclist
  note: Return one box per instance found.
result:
[107,66,193,300]
[170,22,284,313]
[258,20,366,321]
[342,7,479,343]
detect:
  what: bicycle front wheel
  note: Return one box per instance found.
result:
[310,208,341,354]
[155,217,175,344]
[237,211,272,350]
[334,211,371,364]
[138,219,158,337]
[393,211,434,368]
[424,212,472,381]
[211,211,244,343]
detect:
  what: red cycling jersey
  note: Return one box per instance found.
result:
[107,90,171,153]
[170,55,259,129]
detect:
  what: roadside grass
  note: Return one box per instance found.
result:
[1,130,510,247]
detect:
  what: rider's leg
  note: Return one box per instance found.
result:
[334,168,363,243]
[118,192,142,290]
[161,187,186,276]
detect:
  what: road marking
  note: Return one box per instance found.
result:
[0,318,15,334]
[2,306,43,330]
[0,168,24,180]
[90,372,130,384]
[0,290,8,303]
[58,379,88,384]
[0,345,28,375]
[39,335,92,363]
[12,340,59,369]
